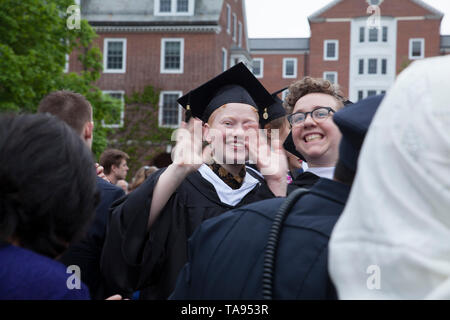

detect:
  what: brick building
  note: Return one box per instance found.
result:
[72,0,448,168]
[250,0,449,102]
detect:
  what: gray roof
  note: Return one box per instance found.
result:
[441,35,450,49]
[81,0,224,25]
[249,38,310,51]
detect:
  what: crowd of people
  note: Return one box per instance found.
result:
[0,55,449,300]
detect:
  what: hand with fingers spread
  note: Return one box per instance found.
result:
[248,130,288,197]
[148,118,212,228]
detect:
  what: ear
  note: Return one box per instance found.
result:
[203,123,212,144]
[83,121,94,141]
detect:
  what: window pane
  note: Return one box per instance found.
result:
[325,73,336,84]
[382,26,388,42]
[285,60,294,76]
[253,60,261,76]
[326,42,336,58]
[160,0,171,12]
[382,59,387,74]
[412,41,422,57]
[359,27,365,42]
[177,0,189,12]
[367,90,377,97]
[359,59,364,74]
[103,93,123,126]
[107,41,123,70]
[369,28,378,42]
[358,91,364,101]
[162,94,180,126]
[164,41,181,70]
[226,6,230,31]
[381,90,386,95]
[368,59,377,74]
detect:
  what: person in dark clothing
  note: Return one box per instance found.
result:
[38,90,125,299]
[0,114,96,299]
[170,94,384,300]
[100,63,288,299]
[282,77,348,193]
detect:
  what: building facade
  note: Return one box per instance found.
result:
[250,0,448,102]
[71,0,448,168]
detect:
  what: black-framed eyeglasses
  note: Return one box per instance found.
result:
[287,107,336,126]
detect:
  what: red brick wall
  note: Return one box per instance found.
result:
[309,21,351,97]
[319,0,436,19]
[396,19,441,73]
[251,53,307,94]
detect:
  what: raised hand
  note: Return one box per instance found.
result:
[171,118,212,174]
[248,130,288,197]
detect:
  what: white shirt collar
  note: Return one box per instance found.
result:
[197,164,260,206]
[306,166,335,180]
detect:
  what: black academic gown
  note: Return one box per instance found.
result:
[287,171,320,194]
[100,167,275,300]
[170,178,350,300]
[59,177,125,299]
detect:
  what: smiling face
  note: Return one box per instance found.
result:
[291,93,342,167]
[204,103,259,164]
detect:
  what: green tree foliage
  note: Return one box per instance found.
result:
[0,0,120,158]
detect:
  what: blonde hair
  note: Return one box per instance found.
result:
[207,104,258,125]
[128,166,158,192]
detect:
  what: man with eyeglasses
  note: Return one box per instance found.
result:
[170,94,385,299]
[282,77,346,193]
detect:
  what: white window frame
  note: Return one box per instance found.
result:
[101,90,125,128]
[226,4,231,34]
[154,0,195,16]
[158,91,183,128]
[252,58,263,78]
[282,58,297,79]
[232,13,237,42]
[64,54,69,73]
[238,21,243,47]
[409,38,425,60]
[222,48,228,72]
[103,38,127,74]
[324,40,339,61]
[323,71,338,85]
[160,38,184,74]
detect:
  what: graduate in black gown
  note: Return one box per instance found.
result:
[100,63,288,299]
[282,77,349,193]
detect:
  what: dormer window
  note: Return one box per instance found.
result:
[366,0,383,6]
[155,0,194,16]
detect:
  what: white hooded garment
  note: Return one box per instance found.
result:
[328,55,450,299]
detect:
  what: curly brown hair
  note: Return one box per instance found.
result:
[283,77,346,114]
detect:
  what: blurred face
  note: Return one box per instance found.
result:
[291,93,342,167]
[205,103,259,164]
[113,159,129,180]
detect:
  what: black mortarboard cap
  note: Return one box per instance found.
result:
[177,62,275,123]
[333,94,384,172]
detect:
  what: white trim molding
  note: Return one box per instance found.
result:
[160,38,185,74]
[101,90,125,128]
[158,91,183,128]
[103,38,127,74]
[323,71,338,84]
[409,38,425,60]
[94,26,221,34]
[154,0,195,16]
[282,58,297,79]
[222,47,228,72]
[252,57,264,78]
[324,40,339,61]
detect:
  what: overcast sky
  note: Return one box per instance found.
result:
[245,0,450,38]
